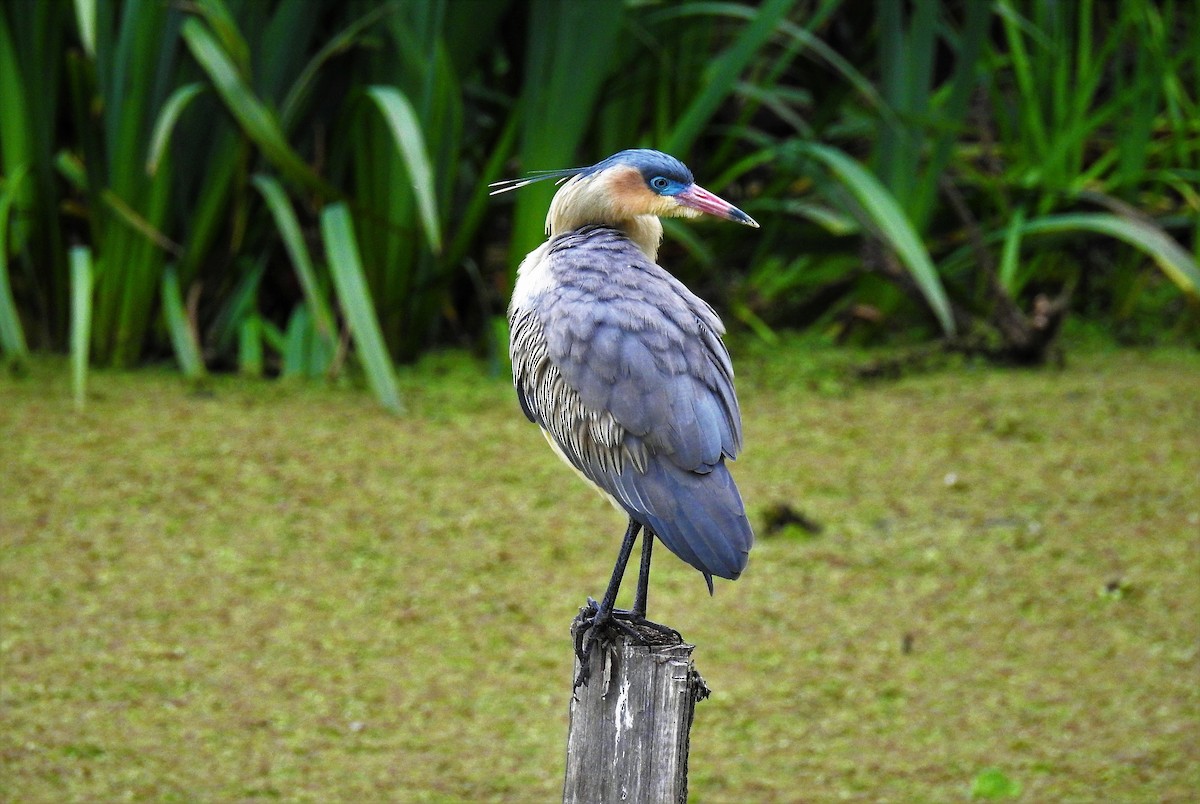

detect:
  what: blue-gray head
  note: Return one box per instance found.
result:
[491,149,758,231]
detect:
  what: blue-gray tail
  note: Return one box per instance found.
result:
[611,459,753,586]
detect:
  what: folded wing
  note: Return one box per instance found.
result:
[509,226,753,582]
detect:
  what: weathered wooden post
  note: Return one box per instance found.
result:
[563,619,711,803]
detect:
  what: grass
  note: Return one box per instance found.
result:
[1,342,1198,801]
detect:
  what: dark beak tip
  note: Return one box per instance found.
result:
[737,211,760,229]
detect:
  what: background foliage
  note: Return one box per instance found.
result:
[1,0,1197,403]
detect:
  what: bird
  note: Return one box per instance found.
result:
[491,149,757,683]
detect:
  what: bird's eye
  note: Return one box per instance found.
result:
[650,176,670,192]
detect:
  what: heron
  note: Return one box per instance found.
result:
[491,149,757,682]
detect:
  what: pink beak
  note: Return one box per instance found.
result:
[675,184,758,228]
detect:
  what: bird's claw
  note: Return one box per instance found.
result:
[571,600,682,689]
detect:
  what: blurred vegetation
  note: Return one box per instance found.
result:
[1,0,1197,405]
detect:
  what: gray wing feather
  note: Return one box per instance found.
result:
[509,226,752,581]
[538,229,742,467]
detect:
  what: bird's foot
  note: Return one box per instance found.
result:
[571,598,682,688]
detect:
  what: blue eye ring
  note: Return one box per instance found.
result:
[650,176,670,192]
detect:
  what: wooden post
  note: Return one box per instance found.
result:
[563,621,710,804]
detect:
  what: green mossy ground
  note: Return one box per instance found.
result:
[2,342,1197,801]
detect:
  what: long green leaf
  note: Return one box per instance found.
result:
[364,86,442,253]
[279,4,396,130]
[72,0,97,58]
[207,259,264,357]
[447,109,519,270]
[647,3,883,120]
[996,1,1048,162]
[238,314,263,377]
[320,203,403,414]
[998,205,1027,294]
[0,9,43,284]
[146,82,205,175]
[508,0,623,280]
[795,142,956,336]
[279,301,335,380]
[910,0,990,229]
[57,151,182,256]
[181,17,336,198]
[258,316,286,355]
[161,264,207,380]
[282,302,313,379]
[192,0,251,77]
[251,173,337,340]
[1020,213,1200,299]
[664,0,799,156]
[0,169,29,364]
[0,11,32,206]
[69,246,92,410]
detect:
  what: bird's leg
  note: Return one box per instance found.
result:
[573,520,641,685]
[630,527,653,619]
[613,528,680,643]
[594,519,641,623]
[573,521,682,687]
